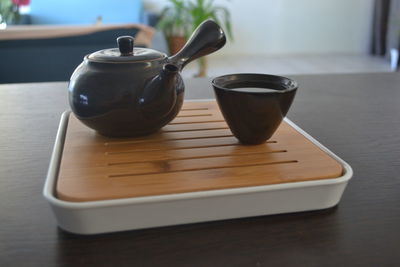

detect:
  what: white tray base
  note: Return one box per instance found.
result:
[44,111,352,235]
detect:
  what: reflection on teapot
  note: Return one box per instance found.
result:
[69,19,226,137]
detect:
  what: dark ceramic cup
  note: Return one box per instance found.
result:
[212,74,298,145]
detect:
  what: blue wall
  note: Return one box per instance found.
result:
[30,0,143,24]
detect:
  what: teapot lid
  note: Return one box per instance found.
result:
[87,36,166,63]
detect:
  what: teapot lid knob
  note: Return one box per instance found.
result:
[117,36,134,56]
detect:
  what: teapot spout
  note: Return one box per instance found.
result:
[138,64,181,121]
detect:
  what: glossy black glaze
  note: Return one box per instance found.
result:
[138,64,182,122]
[69,19,225,137]
[212,74,298,145]
[117,36,134,56]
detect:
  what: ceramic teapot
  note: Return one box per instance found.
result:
[69,20,226,137]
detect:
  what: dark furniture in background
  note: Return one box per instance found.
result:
[1,73,400,266]
[371,0,400,71]
[0,27,143,83]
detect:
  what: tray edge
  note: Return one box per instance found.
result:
[43,106,353,234]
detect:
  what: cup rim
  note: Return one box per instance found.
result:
[212,73,298,94]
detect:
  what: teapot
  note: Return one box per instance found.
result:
[69,20,226,137]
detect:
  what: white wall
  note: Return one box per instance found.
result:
[144,0,374,56]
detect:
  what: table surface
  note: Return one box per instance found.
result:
[1,73,400,266]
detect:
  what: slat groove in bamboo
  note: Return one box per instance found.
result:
[168,120,225,125]
[108,160,298,178]
[105,141,278,155]
[162,127,230,133]
[176,114,213,117]
[104,134,236,145]
[180,107,209,111]
[107,150,288,166]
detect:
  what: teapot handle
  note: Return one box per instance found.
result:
[168,19,226,70]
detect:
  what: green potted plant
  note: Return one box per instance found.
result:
[186,0,232,77]
[157,0,233,77]
[157,0,191,55]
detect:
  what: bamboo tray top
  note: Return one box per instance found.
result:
[57,101,343,202]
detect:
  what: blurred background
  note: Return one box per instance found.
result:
[0,0,399,83]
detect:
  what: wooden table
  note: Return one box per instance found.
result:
[1,73,400,266]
